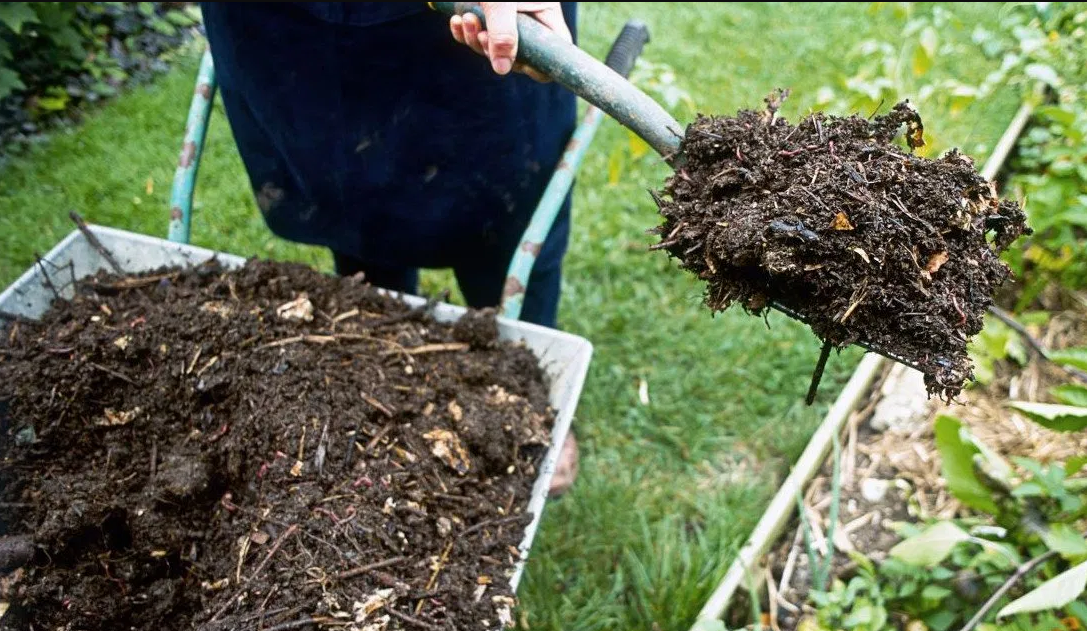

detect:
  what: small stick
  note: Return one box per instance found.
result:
[343,430,357,470]
[461,515,524,538]
[260,617,318,631]
[364,425,393,453]
[417,542,454,614]
[249,524,298,581]
[35,254,61,302]
[806,341,834,406]
[257,335,336,350]
[89,362,138,386]
[150,439,158,477]
[333,556,405,581]
[387,608,440,631]
[958,550,1058,631]
[402,343,469,355]
[987,305,1087,383]
[69,210,123,274]
[361,392,395,418]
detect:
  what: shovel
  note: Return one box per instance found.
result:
[428,2,927,401]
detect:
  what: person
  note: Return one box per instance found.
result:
[199,2,581,495]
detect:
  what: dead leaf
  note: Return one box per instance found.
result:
[831,212,855,231]
[925,251,950,274]
[354,588,396,622]
[289,460,303,477]
[249,531,270,545]
[145,176,154,195]
[423,429,471,475]
[485,385,522,407]
[423,402,435,417]
[113,336,130,350]
[97,407,141,427]
[852,248,871,264]
[276,294,314,322]
[150,550,167,558]
[448,400,463,422]
[200,301,234,319]
[201,578,230,591]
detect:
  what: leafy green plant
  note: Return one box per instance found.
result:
[800,410,1087,631]
[0,2,201,152]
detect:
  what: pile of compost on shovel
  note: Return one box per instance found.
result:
[0,259,556,631]
[650,91,1031,399]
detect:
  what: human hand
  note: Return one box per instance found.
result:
[448,2,571,83]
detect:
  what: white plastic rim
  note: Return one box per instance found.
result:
[0,225,595,594]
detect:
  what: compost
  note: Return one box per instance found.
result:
[651,92,1031,399]
[0,259,556,631]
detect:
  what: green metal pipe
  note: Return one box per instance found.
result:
[167,47,216,244]
[502,19,652,320]
[430,2,685,162]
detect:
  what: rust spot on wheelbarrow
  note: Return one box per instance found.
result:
[178,141,196,168]
[566,137,581,151]
[520,242,542,257]
[170,206,182,221]
[196,83,212,99]
[502,276,525,301]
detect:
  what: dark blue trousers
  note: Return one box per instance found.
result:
[200,2,578,328]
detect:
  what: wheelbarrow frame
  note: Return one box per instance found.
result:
[166,17,651,322]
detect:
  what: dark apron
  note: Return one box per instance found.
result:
[199,2,578,310]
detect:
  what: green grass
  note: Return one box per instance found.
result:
[0,3,1024,629]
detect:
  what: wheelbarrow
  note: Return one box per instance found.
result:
[165,15,652,323]
[0,13,648,596]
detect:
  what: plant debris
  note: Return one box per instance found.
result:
[0,259,557,630]
[650,92,1032,399]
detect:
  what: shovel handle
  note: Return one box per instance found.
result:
[429,2,684,162]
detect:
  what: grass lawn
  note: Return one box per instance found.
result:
[0,3,1023,629]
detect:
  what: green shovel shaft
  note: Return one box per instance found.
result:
[430,2,684,161]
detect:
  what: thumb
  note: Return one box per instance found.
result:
[481,3,518,75]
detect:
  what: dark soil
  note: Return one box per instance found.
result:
[651,93,1031,399]
[0,259,557,630]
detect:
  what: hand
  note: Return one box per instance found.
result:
[449,2,571,83]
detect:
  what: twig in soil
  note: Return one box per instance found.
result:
[69,211,123,274]
[257,334,336,350]
[417,542,454,614]
[333,556,405,581]
[460,515,524,538]
[363,425,393,453]
[361,392,395,417]
[249,524,298,581]
[343,430,357,470]
[259,617,318,631]
[401,342,469,355]
[387,608,441,631]
[89,362,138,386]
[958,549,1059,631]
[987,305,1087,383]
[806,341,834,406]
[35,254,61,302]
[315,421,330,475]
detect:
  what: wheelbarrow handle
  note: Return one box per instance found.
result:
[429,2,684,162]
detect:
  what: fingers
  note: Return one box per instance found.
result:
[481,2,518,75]
[530,5,572,44]
[457,13,486,57]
